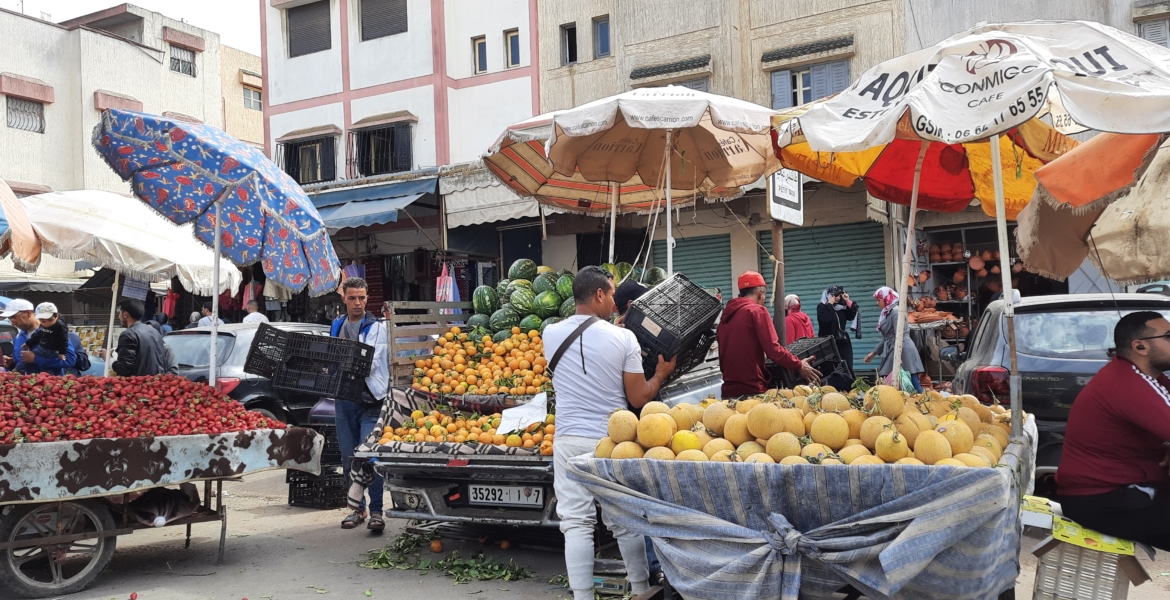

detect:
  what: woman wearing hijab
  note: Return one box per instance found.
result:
[783,294,815,345]
[817,285,858,377]
[864,286,925,392]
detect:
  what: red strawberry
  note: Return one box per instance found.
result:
[169,128,186,142]
[204,183,215,196]
[118,146,134,155]
[118,159,130,170]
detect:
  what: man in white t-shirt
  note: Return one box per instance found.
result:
[242,300,269,324]
[196,302,224,327]
[542,266,676,600]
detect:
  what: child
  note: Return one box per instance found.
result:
[25,302,70,362]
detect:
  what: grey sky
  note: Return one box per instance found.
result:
[1,0,262,55]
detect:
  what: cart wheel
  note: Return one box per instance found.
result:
[0,500,117,598]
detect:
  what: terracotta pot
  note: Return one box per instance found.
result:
[969,256,985,270]
[940,243,952,253]
[908,274,917,288]
[937,289,949,301]
[977,268,989,277]
[941,252,953,262]
[959,324,970,337]
[981,250,993,262]
[990,265,1001,274]
[943,326,957,339]
[993,251,1001,260]
[954,288,968,300]
[953,269,966,284]
[988,280,1002,293]
[930,253,942,263]
[1012,261,1025,274]
[929,244,940,254]
[952,243,963,253]
[918,270,931,284]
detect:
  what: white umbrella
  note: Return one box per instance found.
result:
[546,86,780,273]
[775,20,1170,435]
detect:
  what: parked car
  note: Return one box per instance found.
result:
[943,293,1170,492]
[164,322,331,425]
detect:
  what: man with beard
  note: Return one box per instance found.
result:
[1056,311,1170,550]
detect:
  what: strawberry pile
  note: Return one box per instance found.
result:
[0,373,285,444]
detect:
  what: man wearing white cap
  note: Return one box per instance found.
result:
[1,299,76,375]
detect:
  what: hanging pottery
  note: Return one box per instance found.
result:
[953,269,966,284]
[969,256,985,271]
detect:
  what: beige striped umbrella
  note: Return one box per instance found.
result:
[0,179,42,271]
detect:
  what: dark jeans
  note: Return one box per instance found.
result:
[1059,484,1170,551]
[335,398,383,515]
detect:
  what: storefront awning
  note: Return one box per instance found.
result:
[0,278,83,293]
[308,177,437,231]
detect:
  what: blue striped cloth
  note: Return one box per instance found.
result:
[564,417,1036,600]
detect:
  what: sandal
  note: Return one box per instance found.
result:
[367,514,385,532]
[341,510,366,529]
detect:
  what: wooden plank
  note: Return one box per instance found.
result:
[389,302,472,310]
[392,342,437,353]
[390,313,470,325]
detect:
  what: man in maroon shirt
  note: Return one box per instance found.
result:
[1056,311,1170,551]
[717,271,821,397]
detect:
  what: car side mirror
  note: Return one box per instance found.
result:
[940,346,964,366]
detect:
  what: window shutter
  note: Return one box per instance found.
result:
[320,136,337,182]
[288,1,331,58]
[827,60,850,95]
[771,69,792,109]
[362,0,408,41]
[678,78,708,92]
[1141,19,1170,47]
[809,63,830,100]
[392,123,412,172]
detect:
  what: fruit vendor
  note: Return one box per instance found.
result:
[331,277,389,533]
[107,298,177,376]
[543,265,676,600]
[1,298,77,376]
[717,271,821,398]
[1056,311,1170,551]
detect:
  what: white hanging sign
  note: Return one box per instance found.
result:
[769,169,804,226]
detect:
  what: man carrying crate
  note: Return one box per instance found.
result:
[717,271,821,398]
[331,277,389,533]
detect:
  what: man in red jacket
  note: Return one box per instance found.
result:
[1056,311,1170,550]
[717,271,820,397]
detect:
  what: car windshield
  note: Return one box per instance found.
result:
[164,333,235,368]
[1014,309,1170,359]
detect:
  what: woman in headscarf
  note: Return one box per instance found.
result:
[817,285,858,377]
[783,294,814,345]
[863,286,925,392]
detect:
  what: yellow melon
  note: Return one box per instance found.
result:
[746,403,785,440]
[894,457,924,465]
[685,402,706,425]
[608,410,639,443]
[820,385,838,393]
[801,443,832,461]
[875,429,911,462]
[765,432,802,462]
[926,401,952,418]
[736,441,766,462]
[894,411,933,449]
[780,455,809,465]
[972,404,994,424]
[670,430,702,455]
[818,392,852,412]
[935,458,966,467]
[637,414,676,448]
[736,398,762,414]
[803,410,818,433]
[710,449,739,462]
[843,438,864,448]
[675,449,709,461]
[841,409,868,440]
[702,438,735,458]
[643,446,676,460]
[913,431,952,465]
[789,395,812,415]
[594,437,617,458]
[935,420,974,454]
[859,416,893,450]
[779,408,806,437]
[794,385,814,396]
[703,402,735,437]
[810,413,850,451]
[744,453,775,464]
[955,407,981,434]
[640,401,670,416]
[691,425,714,449]
[973,434,1003,461]
[969,446,999,467]
[820,457,844,465]
[958,395,981,411]
[668,405,697,431]
[723,414,753,446]
[851,455,886,465]
[953,452,991,468]
[869,385,905,419]
[979,424,1009,449]
[777,388,795,399]
[837,444,873,465]
[611,441,645,459]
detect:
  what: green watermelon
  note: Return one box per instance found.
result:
[600,263,618,278]
[510,289,536,315]
[533,291,562,319]
[536,265,555,275]
[532,273,558,295]
[539,316,562,334]
[492,330,512,343]
[615,262,633,281]
[518,314,543,333]
[559,296,576,318]
[472,286,498,315]
[495,278,511,299]
[489,307,520,332]
[499,302,512,313]
[508,258,538,281]
[555,274,574,300]
[643,267,667,287]
[558,269,573,277]
[467,313,491,331]
[504,279,532,298]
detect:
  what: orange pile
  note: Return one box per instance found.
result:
[378,408,555,455]
[412,326,551,397]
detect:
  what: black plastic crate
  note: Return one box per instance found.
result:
[286,464,342,484]
[313,424,342,465]
[786,336,840,368]
[288,469,347,509]
[243,322,289,378]
[624,273,723,362]
[642,329,716,386]
[285,332,374,378]
[273,357,368,402]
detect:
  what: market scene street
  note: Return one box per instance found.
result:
[4,1,1170,599]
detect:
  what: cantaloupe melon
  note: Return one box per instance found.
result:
[765,432,802,462]
[843,438,864,448]
[710,449,738,462]
[837,444,872,465]
[669,405,697,431]
[803,410,818,432]
[817,392,852,412]
[744,453,775,464]
[973,434,1003,461]
[953,452,990,467]
[958,395,981,411]
[703,402,736,436]
[859,416,892,450]
[702,438,735,458]
[789,396,812,415]
[780,455,809,465]
[779,408,806,437]
[979,424,1009,449]
[913,431,952,465]
[935,458,966,467]
[670,430,702,454]
[868,385,905,419]
[736,398,762,414]
[686,402,706,424]
[851,455,886,465]
[641,401,670,416]
[820,457,844,465]
[747,403,786,439]
[841,409,868,440]
[637,414,676,448]
[969,446,999,467]
[594,437,617,458]
[810,413,850,450]
[972,404,994,424]
[801,443,832,461]
[675,449,709,461]
[611,441,645,459]
[736,441,766,462]
[820,385,838,393]
[875,429,911,462]
[894,411,933,449]
[894,457,924,465]
[643,446,676,460]
[794,385,814,396]
[723,414,753,446]
[608,410,639,443]
[955,407,981,434]
[936,420,974,454]
[691,425,714,449]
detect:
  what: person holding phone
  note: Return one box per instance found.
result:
[817,285,858,377]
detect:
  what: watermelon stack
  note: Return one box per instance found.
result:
[468,259,573,339]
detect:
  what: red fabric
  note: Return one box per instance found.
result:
[162,289,179,319]
[1056,357,1170,496]
[784,309,814,345]
[717,297,802,397]
[738,271,766,290]
[865,138,975,212]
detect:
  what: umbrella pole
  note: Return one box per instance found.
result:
[608,181,618,264]
[890,141,929,389]
[665,130,673,275]
[105,271,120,376]
[209,201,221,388]
[989,134,1022,439]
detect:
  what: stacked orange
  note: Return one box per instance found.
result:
[377,409,556,455]
[412,326,551,397]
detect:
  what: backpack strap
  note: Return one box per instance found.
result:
[548,317,599,375]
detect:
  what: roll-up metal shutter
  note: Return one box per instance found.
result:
[652,234,732,303]
[361,0,408,41]
[758,222,887,372]
[289,1,331,58]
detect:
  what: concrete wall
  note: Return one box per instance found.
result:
[902,0,1136,51]
[349,0,433,89]
[350,86,437,168]
[447,76,534,163]
[221,45,264,145]
[542,233,577,271]
[445,0,532,79]
[265,0,344,106]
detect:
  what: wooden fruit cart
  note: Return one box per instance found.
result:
[383,301,474,387]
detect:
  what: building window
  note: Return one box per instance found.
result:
[1139,19,1169,47]
[288,0,331,58]
[6,97,44,133]
[676,78,708,92]
[169,45,196,77]
[362,0,407,41]
[505,29,521,68]
[473,36,488,74]
[770,59,849,109]
[278,136,336,185]
[561,23,577,65]
[347,123,412,178]
[593,16,610,58]
[243,87,262,110]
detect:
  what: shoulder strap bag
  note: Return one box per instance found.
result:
[547,317,599,375]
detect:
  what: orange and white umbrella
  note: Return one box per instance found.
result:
[0,179,42,271]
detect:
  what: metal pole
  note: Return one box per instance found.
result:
[772,221,785,343]
[890,141,929,388]
[105,271,120,375]
[608,181,618,264]
[989,134,1022,438]
[664,130,674,275]
[209,201,221,387]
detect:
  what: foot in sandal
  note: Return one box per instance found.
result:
[367,512,385,533]
[341,510,366,529]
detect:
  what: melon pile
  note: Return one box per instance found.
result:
[594,385,1020,467]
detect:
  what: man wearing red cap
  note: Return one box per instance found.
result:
[717,271,821,397]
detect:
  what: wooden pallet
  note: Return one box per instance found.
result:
[383,301,473,387]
